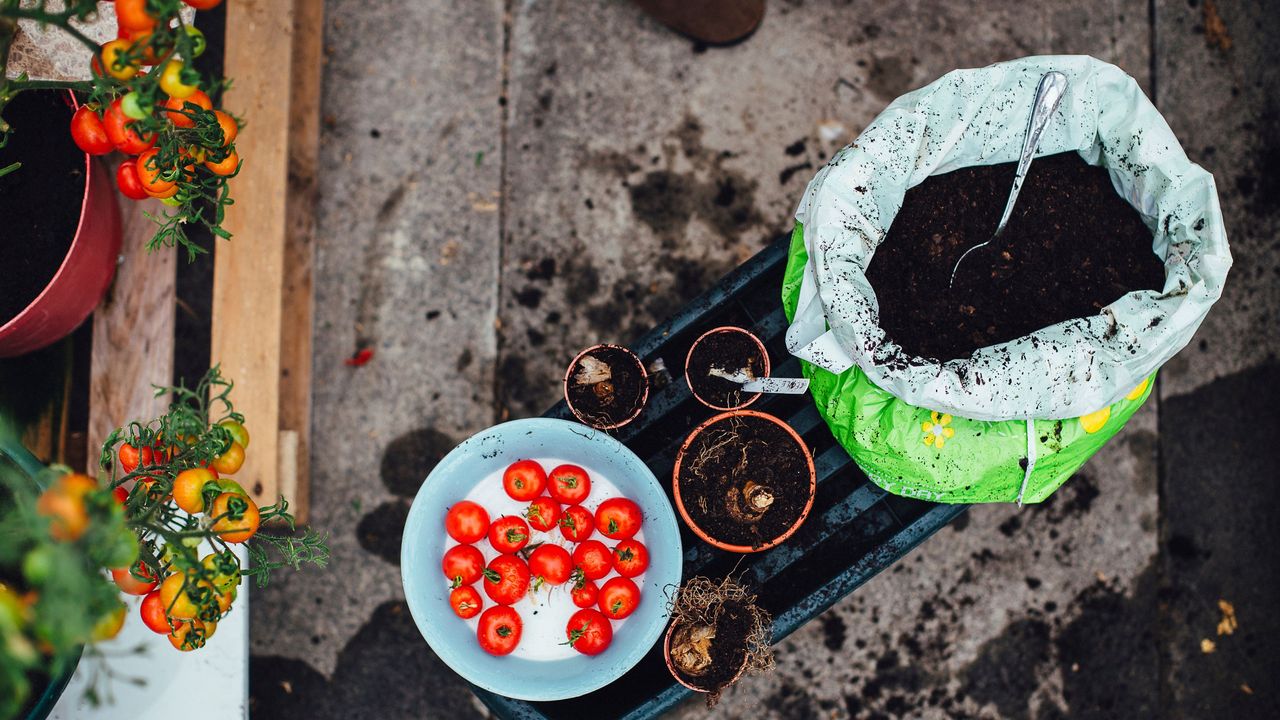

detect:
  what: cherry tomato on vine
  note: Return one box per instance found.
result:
[120,91,153,120]
[611,539,649,578]
[173,467,218,513]
[595,497,642,540]
[210,491,260,543]
[111,485,130,505]
[523,496,561,532]
[183,25,208,57]
[115,0,158,35]
[442,544,485,588]
[201,552,241,593]
[117,29,162,65]
[488,516,530,554]
[211,441,245,474]
[213,110,239,146]
[111,560,158,596]
[564,608,612,656]
[139,590,174,634]
[70,106,112,155]
[104,99,155,154]
[91,603,128,642]
[559,504,594,543]
[571,540,612,581]
[445,501,489,544]
[502,459,546,501]
[547,464,591,504]
[570,575,599,609]
[450,586,483,619]
[162,90,212,128]
[598,577,640,620]
[482,554,530,606]
[35,473,95,542]
[159,572,214,621]
[99,38,138,80]
[159,60,199,99]
[477,606,522,656]
[219,420,250,449]
[116,160,149,200]
[204,150,240,177]
[528,544,572,586]
[118,442,154,474]
[136,148,176,195]
[169,619,216,652]
[183,0,225,10]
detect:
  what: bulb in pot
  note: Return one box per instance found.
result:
[574,354,616,405]
[671,622,716,677]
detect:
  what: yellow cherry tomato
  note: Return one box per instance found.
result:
[168,618,216,651]
[210,441,245,474]
[91,603,128,641]
[159,572,214,620]
[158,60,198,99]
[173,468,218,514]
[100,39,139,80]
[219,420,250,449]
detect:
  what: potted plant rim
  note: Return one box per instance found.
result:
[663,575,774,706]
[684,326,769,411]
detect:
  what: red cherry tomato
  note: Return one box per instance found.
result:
[523,496,561,532]
[570,575,599,609]
[118,442,155,474]
[559,504,594,543]
[445,501,489,544]
[183,0,224,11]
[162,90,212,128]
[139,590,174,634]
[116,160,149,200]
[502,459,547,501]
[204,150,240,176]
[111,485,130,505]
[450,586,483,619]
[115,0,157,34]
[103,99,155,154]
[527,544,572,586]
[547,464,591,504]
[487,516,530,554]
[477,606,522,656]
[565,608,612,656]
[572,540,613,581]
[595,497,643,539]
[442,545,485,588]
[70,106,112,155]
[482,554,530,606]
[135,148,176,195]
[611,539,650,578]
[599,577,641,620]
[111,561,158,596]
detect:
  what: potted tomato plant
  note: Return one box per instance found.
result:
[663,576,773,706]
[0,0,242,357]
[563,344,649,430]
[684,326,769,411]
[672,409,815,553]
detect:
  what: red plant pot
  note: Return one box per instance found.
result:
[0,96,122,358]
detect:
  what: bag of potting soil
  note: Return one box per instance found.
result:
[781,55,1230,504]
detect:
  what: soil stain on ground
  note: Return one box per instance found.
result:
[357,428,457,564]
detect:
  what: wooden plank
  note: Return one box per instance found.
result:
[89,196,176,464]
[277,0,324,522]
[212,0,295,511]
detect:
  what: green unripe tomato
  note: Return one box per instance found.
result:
[184,26,207,58]
[120,91,152,120]
[103,531,140,570]
[21,546,54,586]
[161,196,182,207]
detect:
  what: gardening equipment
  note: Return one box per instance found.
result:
[709,372,810,395]
[949,70,1069,288]
[401,418,683,701]
[785,55,1230,504]
[470,236,966,719]
[685,326,769,410]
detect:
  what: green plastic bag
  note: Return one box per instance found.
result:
[780,56,1230,504]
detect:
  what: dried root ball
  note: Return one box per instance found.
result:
[671,623,716,677]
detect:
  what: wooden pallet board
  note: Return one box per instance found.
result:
[213,0,320,521]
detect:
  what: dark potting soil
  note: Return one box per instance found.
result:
[674,601,753,692]
[678,414,810,549]
[0,91,84,324]
[866,151,1166,361]
[565,346,646,427]
[686,329,766,408]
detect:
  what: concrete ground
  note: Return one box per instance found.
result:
[248,1,1279,718]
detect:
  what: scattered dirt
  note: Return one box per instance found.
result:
[565,345,646,428]
[0,91,84,324]
[867,152,1165,361]
[677,414,811,549]
[686,329,766,409]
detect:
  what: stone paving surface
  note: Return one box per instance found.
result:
[249,1,1279,718]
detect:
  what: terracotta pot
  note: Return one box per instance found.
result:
[0,94,122,358]
[663,620,749,693]
[672,409,816,553]
[684,326,770,411]
[563,344,649,430]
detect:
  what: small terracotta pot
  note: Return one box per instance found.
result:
[684,326,770,411]
[563,344,649,430]
[672,409,816,553]
[663,620,749,694]
[0,93,122,358]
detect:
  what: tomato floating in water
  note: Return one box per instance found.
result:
[445,501,490,544]
[502,459,547,501]
[564,608,612,656]
[477,606,522,656]
[488,515,530,554]
[558,504,594,543]
[595,497,642,540]
[598,576,640,620]
[547,464,591,505]
[572,540,613,581]
[528,544,572,586]
[523,496,561,532]
[482,554,530,606]
[611,539,649,578]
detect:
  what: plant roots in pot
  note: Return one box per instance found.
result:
[564,344,648,429]
[665,576,773,706]
[867,151,1166,361]
[685,327,768,410]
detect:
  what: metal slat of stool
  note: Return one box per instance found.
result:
[472,235,968,720]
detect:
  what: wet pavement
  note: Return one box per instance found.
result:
[249,1,1279,718]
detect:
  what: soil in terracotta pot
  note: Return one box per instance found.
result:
[678,414,809,549]
[686,330,765,408]
[866,151,1165,361]
[566,346,645,427]
[0,91,83,324]
[671,601,753,692]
